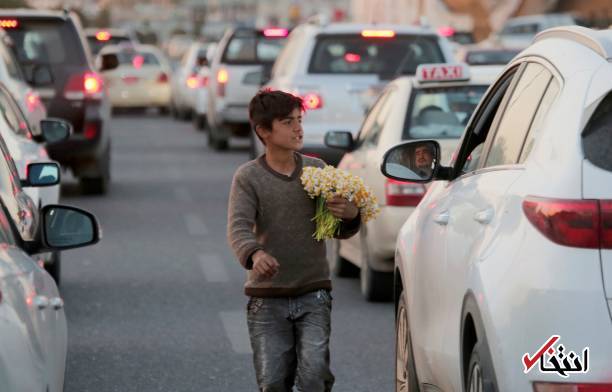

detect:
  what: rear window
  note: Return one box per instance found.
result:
[5,19,86,66]
[114,51,160,67]
[222,31,286,64]
[466,49,519,66]
[403,85,488,139]
[582,92,612,172]
[308,34,444,76]
[87,36,131,55]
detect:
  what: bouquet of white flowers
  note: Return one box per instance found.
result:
[301,165,380,241]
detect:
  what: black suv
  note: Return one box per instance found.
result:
[0,9,115,194]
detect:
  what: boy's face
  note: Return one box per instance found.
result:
[258,108,304,151]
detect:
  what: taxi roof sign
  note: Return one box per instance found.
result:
[416,63,471,83]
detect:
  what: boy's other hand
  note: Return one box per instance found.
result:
[326,196,359,220]
[252,250,280,279]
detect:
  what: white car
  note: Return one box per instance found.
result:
[384,26,612,391]
[324,63,495,301]
[263,22,455,165]
[207,27,288,150]
[490,13,577,48]
[99,44,172,113]
[171,42,211,121]
[0,28,46,136]
[0,82,70,283]
[193,43,216,131]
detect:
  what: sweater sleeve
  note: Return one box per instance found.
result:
[335,211,361,239]
[227,169,263,269]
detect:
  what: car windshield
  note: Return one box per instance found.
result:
[466,49,520,66]
[309,34,444,76]
[403,85,488,139]
[222,33,286,64]
[87,36,131,56]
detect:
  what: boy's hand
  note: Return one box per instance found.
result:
[326,196,359,220]
[252,250,279,279]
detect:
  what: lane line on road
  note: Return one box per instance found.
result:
[174,187,193,203]
[198,253,230,282]
[184,215,209,236]
[220,311,252,354]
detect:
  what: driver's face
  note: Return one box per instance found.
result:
[415,146,433,168]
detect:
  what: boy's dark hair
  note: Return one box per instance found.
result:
[249,89,304,145]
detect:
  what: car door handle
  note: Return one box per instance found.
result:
[474,208,494,224]
[50,297,64,310]
[433,211,449,225]
[33,296,49,310]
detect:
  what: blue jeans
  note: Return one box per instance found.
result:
[246,289,335,392]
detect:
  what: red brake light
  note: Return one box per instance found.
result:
[96,31,111,41]
[344,53,361,63]
[602,201,612,249]
[64,72,104,100]
[263,28,288,38]
[217,69,228,97]
[84,123,99,140]
[534,382,612,392]
[437,26,455,37]
[302,93,323,110]
[157,73,169,83]
[522,197,600,249]
[385,179,425,207]
[186,74,199,89]
[361,30,396,38]
[0,20,18,29]
[25,91,41,113]
[132,55,144,69]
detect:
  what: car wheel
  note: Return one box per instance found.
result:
[208,126,229,151]
[329,239,358,277]
[194,114,207,131]
[466,343,496,392]
[44,252,62,286]
[396,290,419,392]
[81,146,111,195]
[360,229,393,301]
[158,106,169,116]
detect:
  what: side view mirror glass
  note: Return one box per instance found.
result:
[39,118,72,144]
[324,131,354,151]
[24,162,60,187]
[381,140,440,182]
[43,205,100,250]
[100,53,119,72]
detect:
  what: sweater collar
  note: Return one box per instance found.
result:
[258,153,303,182]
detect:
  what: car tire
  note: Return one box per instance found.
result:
[360,229,393,301]
[81,145,111,195]
[194,114,207,131]
[396,290,419,392]
[208,126,229,151]
[45,252,61,286]
[158,106,169,116]
[329,239,359,277]
[466,343,496,392]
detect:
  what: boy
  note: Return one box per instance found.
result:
[227,90,361,391]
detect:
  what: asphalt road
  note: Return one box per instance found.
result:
[59,111,394,392]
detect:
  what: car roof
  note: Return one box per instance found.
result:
[533,26,612,60]
[307,22,438,36]
[503,13,575,26]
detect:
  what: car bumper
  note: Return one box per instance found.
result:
[109,85,171,107]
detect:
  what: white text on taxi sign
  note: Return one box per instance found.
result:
[417,64,470,83]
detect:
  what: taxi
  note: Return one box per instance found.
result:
[325,63,495,301]
[382,27,612,392]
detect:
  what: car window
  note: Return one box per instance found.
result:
[582,91,612,172]
[0,43,23,80]
[115,51,160,67]
[355,90,391,148]
[518,78,560,163]
[403,85,487,140]
[222,34,285,64]
[308,34,444,75]
[87,36,130,56]
[363,88,396,147]
[483,63,552,167]
[0,86,31,139]
[465,50,520,66]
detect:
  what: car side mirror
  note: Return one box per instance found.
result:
[324,131,354,151]
[381,140,441,183]
[100,53,119,71]
[39,118,72,144]
[42,205,100,250]
[22,162,60,187]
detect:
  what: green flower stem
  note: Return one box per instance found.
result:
[312,197,342,241]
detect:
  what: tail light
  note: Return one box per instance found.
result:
[0,19,18,29]
[263,28,289,37]
[385,179,425,207]
[64,72,104,100]
[157,73,169,83]
[96,30,111,41]
[302,93,323,110]
[199,75,209,87]
[361,30,396,38]
[186,74,199,89]
[84,122,99,140]
[522,196,612,249]
[25,90,41,113]
[217,68,228,97]
[534,382,612,392]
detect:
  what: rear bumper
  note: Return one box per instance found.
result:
[109,85,171,107]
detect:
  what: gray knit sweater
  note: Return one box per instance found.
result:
[227,153,360,297]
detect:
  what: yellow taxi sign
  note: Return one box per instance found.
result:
[416,63,470,83]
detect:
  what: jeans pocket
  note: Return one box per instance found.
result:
[315,289,332,308]
[247,297,264,315]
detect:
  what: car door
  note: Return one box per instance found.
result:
[434,62,556,390]
[337,88,393,263]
